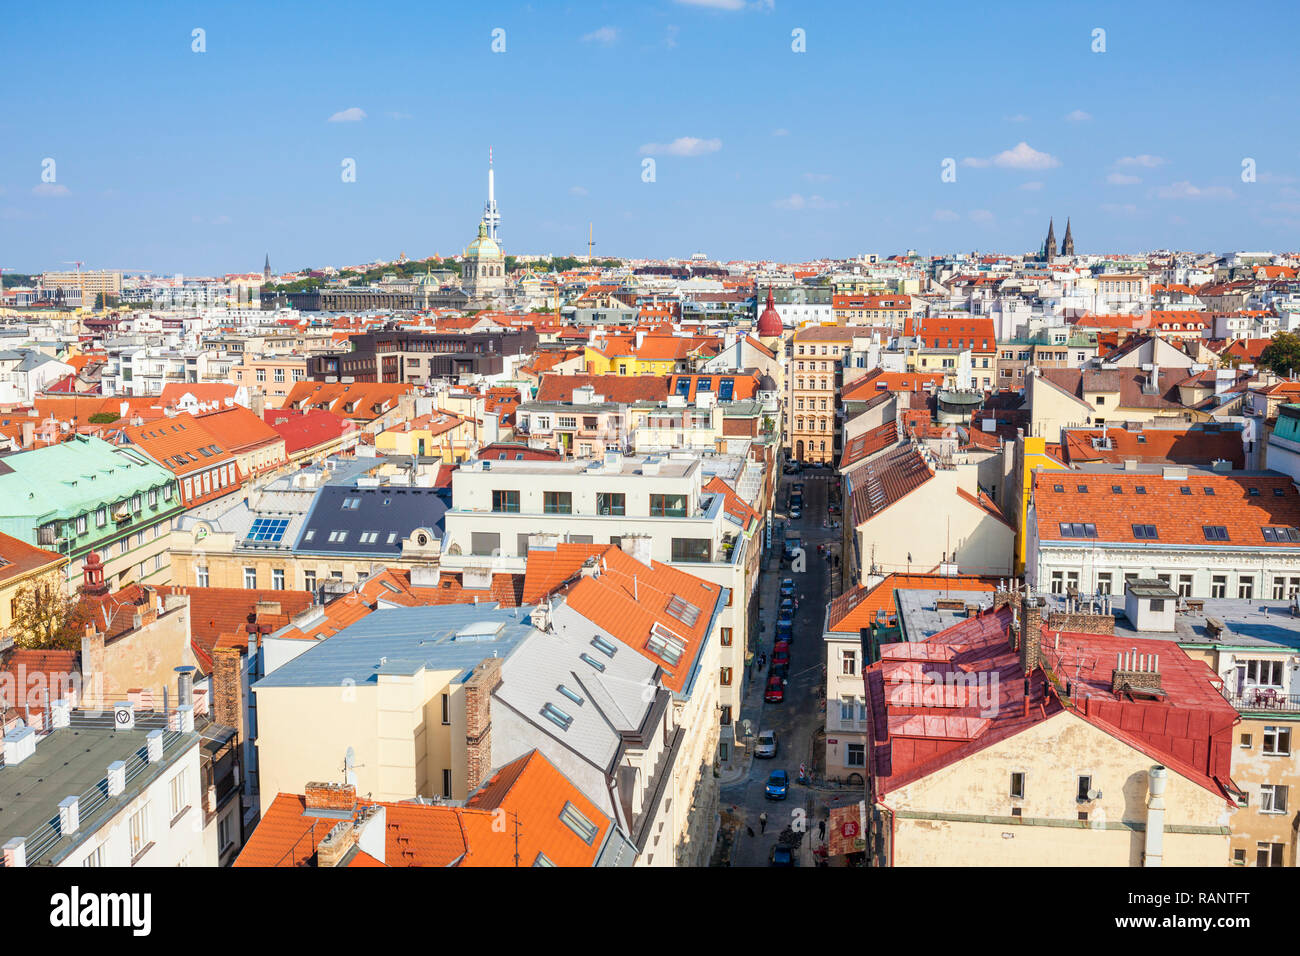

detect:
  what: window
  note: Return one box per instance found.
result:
[129,804,151,861]
[170,771,188,821]
[671,538,711,563]
[470,532,500,556]
[272,568,285,590]
[1135,486,1146,495]
[1263,726,1291,756]
[1058,522,1097,538]
[1261,526,1300,542]
[650,494,687,517]
[596,492,625,516]
[1010,772,1026,799]
[196,566,209,588]
[1203,486,1215,496]
[1211,575,1227,599]
[1111,485,1122,495]
[720,627,733,647]
[720,706,732,726]
[842,650,857,675]
[1260,784,1288,814]
[1050,570,1065,595]
[491,489,520,513]
[303,570,316,592]
[1202,525,1229,541]
[442,769,453,799]
[243,567,257,589]
[1257,843,1285,867]
[1077,775,1093,801]
[720,667,733,686]
[1237,659,1285,688]
[82,845,105,867]
[591,635,618,658]
[1131,524,1158,539]
[559,802,599,845]
[543,491,572,515]
[96,506,107,527]
[1096,573,1112,595]
[1239,577,1255,600]
[846,744,866,767]
[1241,733,1253,749]
[1179,486,1191,496]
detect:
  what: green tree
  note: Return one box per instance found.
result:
[1258,331,1300,377]
[8,574,88,650]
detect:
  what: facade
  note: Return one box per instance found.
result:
[306,329,538,385]
[230,356,308,408]
[0,436,182,588]
[788,325,853,463]
[0,533,68,644]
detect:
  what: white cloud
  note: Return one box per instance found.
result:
[1107,172,1141,185]
[328,107,366,123]
[581,26,619,45]
[771,128,789,137]
[968,209,995,223]
[1020,181,1044,191]
[639,136,722,157]
[1153,180,1235,200]
[1064,110,1092,123]
[773,193,837,211]
[1004,114,1030,123]
[1116,154,1165,168]
[962,142,1060,171]
[569,185,589,197]
[932,209,960,222]
[32,183,70,197]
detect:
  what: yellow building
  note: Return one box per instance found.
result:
[0,534,69,645]
[1010,434,1069,575]
[375,411,478,461]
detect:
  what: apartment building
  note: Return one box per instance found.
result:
[230,355,308,408]
[0,436,182,588]
[788,324,853,463]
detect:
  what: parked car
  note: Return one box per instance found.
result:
[765,769,790,799]
[776,620,793,643]
[772,647,791,668]
[789,506,802,520]
[770,661,789,680]
[779,599,795,619]
[780,578,796,598]
[773,639,791,655]
[769,845,796,866]
[764,676,786,703]
[755,729,778,759]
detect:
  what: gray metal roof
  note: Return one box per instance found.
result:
[252,604,537,689]
[895,588,997,643]
[295,484,447,557]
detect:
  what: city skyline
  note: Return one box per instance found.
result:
[2,0,1299,274]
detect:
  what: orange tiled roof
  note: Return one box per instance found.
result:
[827,573,998,632]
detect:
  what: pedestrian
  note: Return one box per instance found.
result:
[759,812,768,834]
[818,819,826,840]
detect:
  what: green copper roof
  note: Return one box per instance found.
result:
[0,436,176,530]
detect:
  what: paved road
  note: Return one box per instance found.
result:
[723,468,840,867]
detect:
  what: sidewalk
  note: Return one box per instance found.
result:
[718,549,783,787]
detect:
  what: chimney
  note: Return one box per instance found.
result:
[2,838,26,868]
[463,656,504,793]
[305,781,357,813]
[1019,594,1043,673]
[146,728,164,763]
[1144,765,1167,867]
[619,532,654,568]
[2,726,37,766]
[175,665,195,707]
[316,819,359,867]
[107,760,127,797]
[51,698,71,728]
[58,796,81,835]
[177,703,194,733]
[211,647,243,730]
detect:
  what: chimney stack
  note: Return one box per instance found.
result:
[2,838,26,868]
[1144,765,1167,867]
[1019,594,1043,674]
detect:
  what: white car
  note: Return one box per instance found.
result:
[755,730,778,759]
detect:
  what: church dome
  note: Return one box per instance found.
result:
[756,288,783,337]
[464,220,502,259]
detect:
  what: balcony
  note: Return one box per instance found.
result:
[1224,687,1300,715]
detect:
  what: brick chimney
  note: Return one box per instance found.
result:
[211,646,243,730]
[316,820,358,867]
[80,623,106,710]
[463,656,504,793]
[1019,594,1043,674]
[305,781,357,814]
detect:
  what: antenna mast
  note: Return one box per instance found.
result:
[483,147,501,240]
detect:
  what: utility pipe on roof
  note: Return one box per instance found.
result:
[1144,765,1167,867]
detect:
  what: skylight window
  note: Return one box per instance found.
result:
[1111,485,1122,494]
[647,623,686,666]
[1275,487,1286,497]
[559,801,599,845]
[1058,522,1097,539]
[328,530,348,543]
[341,497,360,510]
[1052,484,1064,493]
[1261,526,1300,542]
[247,517,289,543]
[1076,485,1088,493]
[1179,486,1191,495]
[665,595,702,627]
[1203,526,1229,541]
[579,652,606,672]
[1249,487,1261,496]
[1135,486,1147,495]
[541,702,573,731]
[1131,524,1158,540]
[1204,487,1215,496]
[590,635,618,658]
[557,684,585,706]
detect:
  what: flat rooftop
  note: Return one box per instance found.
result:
[895,588,996,643]
[455,456,698,479]
[1038,592,1300,650]
[0,714,199,866]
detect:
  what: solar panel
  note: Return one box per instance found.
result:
[247,517,290,543]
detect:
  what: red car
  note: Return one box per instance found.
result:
[764,676,786,703]
[774,639,791,655]
[772,648,791,668]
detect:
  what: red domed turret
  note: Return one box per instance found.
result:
[756,288,783,338]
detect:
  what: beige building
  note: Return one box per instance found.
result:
[230,356,308,409]
[788,325,853,463]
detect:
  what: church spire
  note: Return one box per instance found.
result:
[1061,218,1074,257]
[263,253,271,281]
[1043,218,1056,262]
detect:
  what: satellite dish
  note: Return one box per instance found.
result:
[344,746,357,786]
[742,719,753,736]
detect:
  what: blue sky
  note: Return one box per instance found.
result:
[2,0,1298,274]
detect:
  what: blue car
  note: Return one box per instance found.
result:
[780,578,796,598]
[779,599,795,620]
[765,769,790,800]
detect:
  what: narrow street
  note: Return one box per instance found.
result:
[721,467,840,866]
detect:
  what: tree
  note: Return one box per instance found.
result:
[7,574,88,650]
[1258,331,1300,378]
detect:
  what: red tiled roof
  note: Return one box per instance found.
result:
[1061,426,1245,469]
[262,408,352,455]
[703,476,760,532]
[535,373,669,404]
[839,419,901,469]
[846,444,934,525]
[0,531,66,586]
[1034,472,1300,546]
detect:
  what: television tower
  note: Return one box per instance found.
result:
[483,147,501,240]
